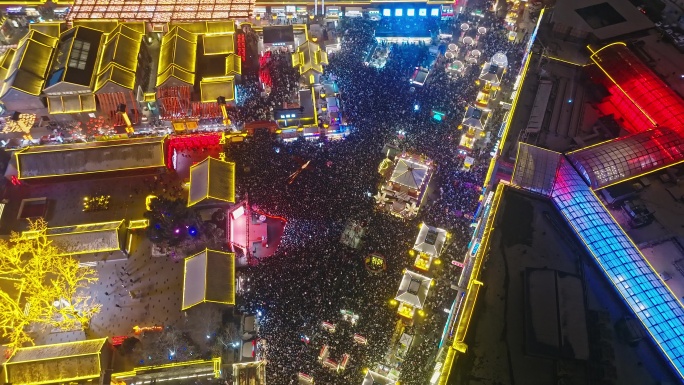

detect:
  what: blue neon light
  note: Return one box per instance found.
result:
[551,159,684,380]
[439,299,458,348]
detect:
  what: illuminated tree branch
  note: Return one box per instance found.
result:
[0,219,101,351]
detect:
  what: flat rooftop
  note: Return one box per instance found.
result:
[551,0,653,41]
[68,0,253,23]
[450,188,679,385]
[604,169,684,303]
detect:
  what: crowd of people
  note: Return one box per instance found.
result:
[228,6,524,384]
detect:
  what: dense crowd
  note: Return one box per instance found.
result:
[228,8,522,385]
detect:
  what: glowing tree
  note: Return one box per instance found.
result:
[144,196,201,247]
[0,219,101,350]
[1,113,36,140]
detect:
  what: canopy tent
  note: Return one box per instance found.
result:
[46,94,97,114]
[188,156,236,207]
[4,338,109,385]
[182,249,236,310]
[0,30,59,111]
[491,51,508,67]
[413,223,447,257]
[395,270,432,309]
[390,156,430,190]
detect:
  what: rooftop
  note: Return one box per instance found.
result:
[413,223,447,257]
[5,338,107,385]
[12,137,166,179]
[187,156,236,206]
[453,187,678,384]
[44,26,103,89]
[68,0,254,24]
[551,0,653,41]
[292,40,328,75]
[395,270,432,309]
[182,249,236,310]
[389,155,431,190]
[511,143,684,381]
[0,30,58,97]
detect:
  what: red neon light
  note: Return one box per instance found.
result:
[166,133,222,169]
[237,34,246,63]
[592,44,684,134]
[111,335,128,346]
[259,51,273,87]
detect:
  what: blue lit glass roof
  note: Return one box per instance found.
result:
[551,159,684,379]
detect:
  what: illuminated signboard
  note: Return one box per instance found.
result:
[237,33,246,63]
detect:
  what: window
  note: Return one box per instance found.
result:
[431,8,439,17]
[419,8,427,17]
[383,9,391,17]
[407,9,415,17]
[68,40,91,70]
[395,9,403,17]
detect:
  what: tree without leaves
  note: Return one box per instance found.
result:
[139,327,199,365]
[0,218,100,351]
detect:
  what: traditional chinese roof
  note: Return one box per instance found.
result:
[68,0,253,23]
[413,223,447,257]
[0,30,58,97]
[395,270,432,309]
[188,156,236,206]
[46,94,97,114]
[15,137,166,179]
[200,77,236,103]
[95,23,143,91]
[389,156,430,190]
[157,26,198,87]
[44,26,104,90]
[292,40,328,75]
[4,338,108,385]
[41,220,125,256]
[182,249,236,310]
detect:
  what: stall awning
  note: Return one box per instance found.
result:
[47,94,97,114]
